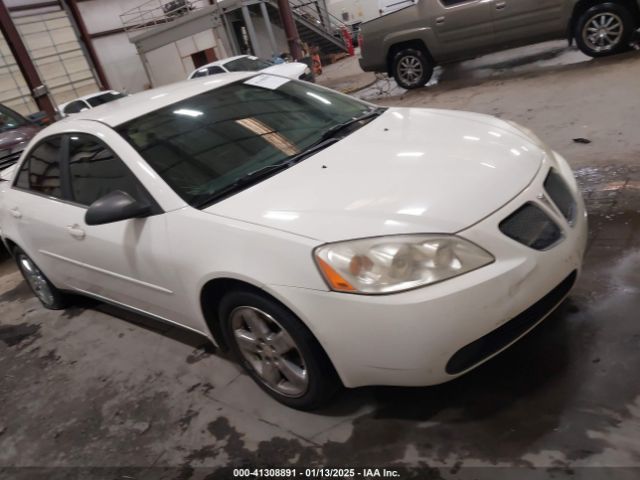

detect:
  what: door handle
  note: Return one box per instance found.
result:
[496,1,507,10]
[66,224,86,240]
[9,208,22,219]
[435,16,445,25]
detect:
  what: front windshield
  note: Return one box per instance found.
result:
[224,56,273,72]
[117,78,375,207]
[86,92,126,107]
[0,105,27,133]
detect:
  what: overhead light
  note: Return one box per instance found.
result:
[397,207,426,216]
[236,117,299,156]
[306,91,331,105]
[463,135,480,141]
[397,152,424,157]
[263,211,299,221]
[174,109,203,117]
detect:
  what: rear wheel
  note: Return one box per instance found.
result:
[575,3,636,57]
[392,48,434,90]
[219,290,340,410]
[14,247,69,310]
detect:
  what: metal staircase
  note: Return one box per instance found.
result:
[120,0,349,55]
[284,0,349,54]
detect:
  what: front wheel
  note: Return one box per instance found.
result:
[14,247,69,310]
[219,290,340,410]
[575,3,636,57]
[392,48,434,90]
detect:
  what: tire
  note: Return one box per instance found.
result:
[219,289,340,410]
[574,3,636,57]
[13,247,69,310]
[392,47,434,90]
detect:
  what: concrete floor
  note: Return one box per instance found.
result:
[1,45,640,479]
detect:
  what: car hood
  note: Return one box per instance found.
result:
[204,107,545,242]
[262,62,307,79]
[0,125,39,151]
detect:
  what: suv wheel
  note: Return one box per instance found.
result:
[14,247,69,310]
[575,3,636,57]
[392,48,434,90]
[219,290,340,410]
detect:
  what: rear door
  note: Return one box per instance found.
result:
[430,0,496,61]
[491,0,566,48]
[4,135,87,288]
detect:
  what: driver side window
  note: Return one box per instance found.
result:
[66,134,148,207]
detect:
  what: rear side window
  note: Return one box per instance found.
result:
[67,134,146,207]
[192,66,225,78]
[63,100,89,115]
[16,137,63,198]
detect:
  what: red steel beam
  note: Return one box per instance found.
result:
[276,0,303,60]
[0,0,56,117]
[64,0,110,90]
[8,1,60,12]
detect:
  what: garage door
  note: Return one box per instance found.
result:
[0,5,100,116]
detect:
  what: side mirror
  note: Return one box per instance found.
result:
[85,190,152,226]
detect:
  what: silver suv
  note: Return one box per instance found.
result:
[359,0,640,89]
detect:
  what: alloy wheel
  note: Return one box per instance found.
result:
[18,254,55,306]
[230,306,309,398]
[582,12,624,52]
[397,55,424,87]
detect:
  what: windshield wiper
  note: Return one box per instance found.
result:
[194,137,340,209]
[313,107,385,146]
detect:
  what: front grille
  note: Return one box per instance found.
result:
[446,270,577,375]
[544,168,577,225]
[0,150,21,171]
[499,202,562,250]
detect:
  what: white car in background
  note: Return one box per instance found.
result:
[188,55,313,81]
[58,91,127,118]
[0,73,586,410]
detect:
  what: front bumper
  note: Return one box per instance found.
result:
[271,152,588,388]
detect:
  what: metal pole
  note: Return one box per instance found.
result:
[241,4,259,56]
[222,11,240,55]
[276,0,302,60]
[0,0,56,118]
[259,1,277,57]
[137,46,154,88]
[63,0,111,90]
[210,0,234,58]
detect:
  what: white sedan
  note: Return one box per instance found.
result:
[58,90,127,117]
[188,55,313,81]
[0,73,587,409]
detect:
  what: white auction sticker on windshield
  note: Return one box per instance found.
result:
[244,74,290,90]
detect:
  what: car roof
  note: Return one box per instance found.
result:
[194,55,249,70]
[58,72,255,127]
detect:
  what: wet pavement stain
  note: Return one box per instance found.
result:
[0,281,31,305]
[186,345,215,364]
[0,322,40,347]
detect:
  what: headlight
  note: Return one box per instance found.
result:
[303,67,311,76]
[314,235,494,294]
